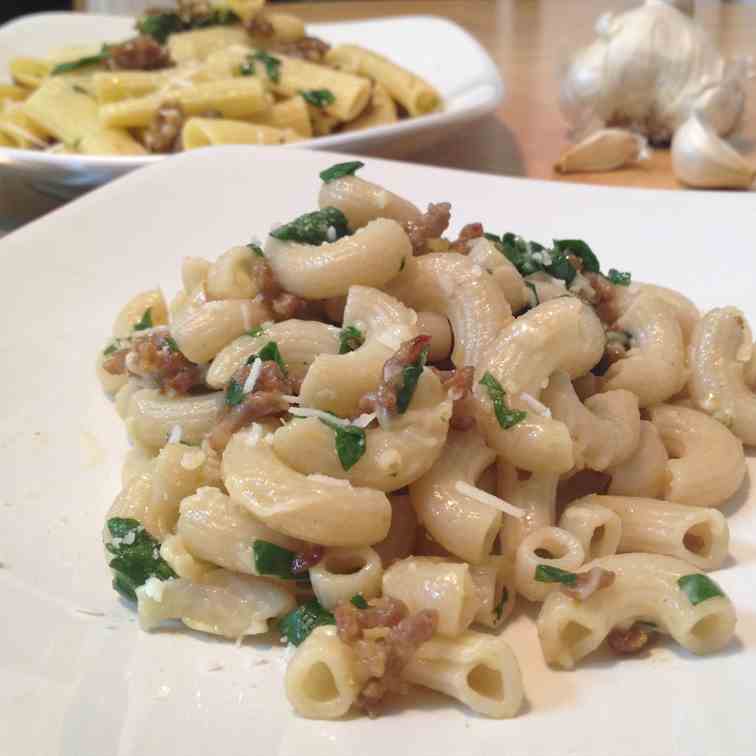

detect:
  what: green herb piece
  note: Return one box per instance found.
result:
[319,417,367,471]
[270,207,349,246]
[252,51,281,83]
[247,325,265,338]
[72,85,88,95]
[399,257,406,272]
[133,307,153,331]
[396,346,429,414]
[300,88,335,108]
[279,599,335,646]
[525,280,540,307]
[493,587,509,621]
[338,325,364,354]
[248,340,287,375]
[225,379,244,407]
[105,517,176,601]
[483,232,501,244]
[553,239,600,274]
[51,46,110,75]
[678,574,725,606]
[103,342,119,356]
[534,565,577,585]
[478,372,527,430]
[195,8,239,28]
[247,241,264,257]
[253,540,300,580]
[319,160,364,183]
[163,335,179,352]
[546,248,577,285]
[607,268,632,286]
[239,57,255,76]
[136,11,183,43]
[350,594,368,609]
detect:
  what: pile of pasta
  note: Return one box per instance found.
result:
[1,0,440,155]
[98,161,746,721]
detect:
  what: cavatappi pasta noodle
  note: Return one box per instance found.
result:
[98,160,743,721]
[2,0,441,156]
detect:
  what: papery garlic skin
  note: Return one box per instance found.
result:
[555,129,648,173]
[671,114,756,189]
[561,1,745,144]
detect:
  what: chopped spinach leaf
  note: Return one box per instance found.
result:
[225,378,244,407]
[239,57,255,76]
[105,517,176,601]
[525,280,540,307]
[478,372,527,429]
[534,565,577,585]
[51,46,110,75]
[279,599,335,646]
[103,342,118,356]
[253,540,300,580]
[247,340,287,375]
[247,325,266,338]
[300,88,335,108]
[252,51,281,83]
[247,242,264,257]
[270,207,349,245]
[338,325,364,354]
[163,335,179,352]
[493,587,509,621]
[553,239,600,274]
[396,346,429,414]
[607,268,632,286]
[133,307,153,331]
[136,11,183,43]
[320,160,364,183]
[319,417,366,471]
[350,594,368,609]
[678,574,725,606]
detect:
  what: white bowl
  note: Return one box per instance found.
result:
[0,11,504,197]
[0,144,754,756]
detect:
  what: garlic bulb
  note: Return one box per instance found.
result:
[671,114,756,189]
[561,0,746,144]
[555,129,648,173]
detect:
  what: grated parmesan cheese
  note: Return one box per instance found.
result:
[142,577,167,602]
[243,357,263,395]
[168,424,183,445]
[289,407,349,425]
[455,481,525,519]
[520,392,551,418]
[351,412,377,428]
[326,225,337,242]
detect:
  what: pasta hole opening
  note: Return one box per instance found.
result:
[535,548,554,559]
[324,554,367,576]
[690,613,728,644]
[561,621,592,649]
[589,526,606,557]
[516,469,532,482]
[476,464,498,494]
[466,663,504,700]
[683,523,712,557]
[302,662,340,703]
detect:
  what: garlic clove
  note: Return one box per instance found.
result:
[671,114,756,189]
[555,129,648,173]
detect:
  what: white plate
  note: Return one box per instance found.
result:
[1,146,754,756]
[0,12,503,197]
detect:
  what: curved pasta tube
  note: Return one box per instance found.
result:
[112,288,168,338]
[181,256,211,293]
[373,494,417,567]
[177,486,303,575]
[205,245,269,300]
[121,443,157,485]
[633,283,700,344]
[136,569,295,639]
[523,272,570,305]
[298,285,418,416]
[318,176,422,231]
[473,298,605,473]
[578,494,729,571]
[125,389,225,449]
[600,292,687,407]
[410,430,500,564]
[264,219,412,299]
[687,307,756,444]
[607,420,668,498]
[182,117,299,148]
[559,498,621,561]
[159,534,214,581]
[541,372,640,472]
[470,556,516,629]
[285,626,364,719]
[648,404,746,507]
[206,320,340,389]
[466,237,529,313]
[382,556,480,637]
[497,464,560,558]
[515,526,585,602]
[416,311,453,362]
[537,554,736,668]
[386,252,513,367]
[274,371,452,491]
[309,547,383,610]
[171,282,271,363]
[341,82,398,132]
[402,631,523,719]
[223,428,391,546]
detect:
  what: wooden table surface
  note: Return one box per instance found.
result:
[288,0,756,189]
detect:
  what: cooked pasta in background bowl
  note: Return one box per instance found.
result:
[2,146,754,754]
[0,4,503,195]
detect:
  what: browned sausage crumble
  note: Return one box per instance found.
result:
[449,222,484,253]
[108,35,173,71]
[607,624,655,655]
[272,36,331,63]
[144,101,185,153]
[403,202,452,254]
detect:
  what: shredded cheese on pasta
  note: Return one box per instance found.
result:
[455,481,525,519]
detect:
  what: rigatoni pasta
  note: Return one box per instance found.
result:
[97,160,742,722]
